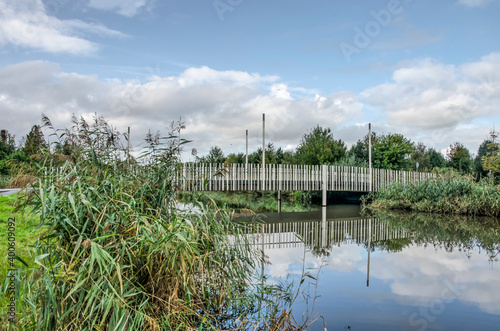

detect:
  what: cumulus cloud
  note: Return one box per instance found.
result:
[361,54,500,139]
[87,0,150,17]
[2,55,498,157]
[0,0,126,54]
[0,61,362,158]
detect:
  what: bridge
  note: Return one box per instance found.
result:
[178,163,434,192]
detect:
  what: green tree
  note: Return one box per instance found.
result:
[372,133,414,170]
[296,126,346,165]
[0,129,16,157]
[22,125,48,156]
[225,152,245,164]
[427,148,446,169]
[447,142,472,173]
[410,142,431,171]
[198,146,226,163]
[481,131,500,174]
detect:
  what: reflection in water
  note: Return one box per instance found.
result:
[242,206,500,331]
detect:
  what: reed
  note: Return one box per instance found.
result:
[2,115,317,330]
[363,173,500,217]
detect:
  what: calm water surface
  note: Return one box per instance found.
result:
[251,205,500,331]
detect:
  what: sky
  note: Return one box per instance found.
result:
[1,0,499,160]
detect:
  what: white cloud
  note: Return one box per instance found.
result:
[0,0,126,54]
[457,0,495,7]
[361,54,500,142]
[0,61,361,158]
[87,0,150,17]
[2,55,498,157]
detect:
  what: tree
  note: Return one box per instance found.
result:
[410,142,430,171]
[225,152,245,164]
[296,126,346,165]
[447,142,472,173]
[481,131,500,174]
[198,146,226,164]
[372,133,414,170]
[427,148,446,169]
[22,125,48,156]
[0,129,16,157]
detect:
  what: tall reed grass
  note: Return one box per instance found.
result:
[2,115,317,330]
[363,173,500,217]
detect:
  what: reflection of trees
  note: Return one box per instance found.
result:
[246,212,500,261]
[371,211,500,262]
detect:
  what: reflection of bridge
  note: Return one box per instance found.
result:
[179,163,434,192]
[243,217,410,287]
[245,218,410,250]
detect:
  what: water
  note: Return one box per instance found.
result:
[247,205,500,330]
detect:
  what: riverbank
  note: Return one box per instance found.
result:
[362,174,500,217]
[178,190,366,214]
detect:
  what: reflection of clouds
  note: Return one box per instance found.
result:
[369,245,500,315]
[264,246,318,278]
[326,245,363,272]
[264,243,364,278]
[264,241,500,317]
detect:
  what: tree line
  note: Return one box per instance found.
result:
[1,121,499,184]
[195,125,500,180]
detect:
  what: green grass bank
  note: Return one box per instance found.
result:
[363,174,500,217]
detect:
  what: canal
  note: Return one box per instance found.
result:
[245,205,500,330]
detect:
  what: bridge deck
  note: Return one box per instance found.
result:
[178,163,434,192]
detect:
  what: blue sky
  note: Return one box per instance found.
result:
[1,0,499,158]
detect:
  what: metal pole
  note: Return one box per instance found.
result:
[127,126,131,163]
[246,130,248,168]
[368,123,372,192]
[262,114,265,190]
[246,130,248,183]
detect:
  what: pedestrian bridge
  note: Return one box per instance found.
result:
[178,163,434,192]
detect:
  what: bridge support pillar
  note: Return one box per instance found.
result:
[278,190,282,213]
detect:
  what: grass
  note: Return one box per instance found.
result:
[0,193,41,280]
[0,114,323,330]
[363,174,500,217]
[0,176,12,189]
[178,191,317,214]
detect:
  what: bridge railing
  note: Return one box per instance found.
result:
[177,163,435,192]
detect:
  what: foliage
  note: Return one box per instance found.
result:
[2,114,310,330]
[363,172,500,217]
[447,142,472,173]
[42,113,124,164]
[197,145,226,164]
[296,126,346,165]
[481,130,500,175]
[0,130,16,156]
[0,193,41,280]
[178,191,316,213]
[370,211,500,261]
[372,133,414,170]
[22,125,48,157]
[347,139,369,167]
[427,148,446,169]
